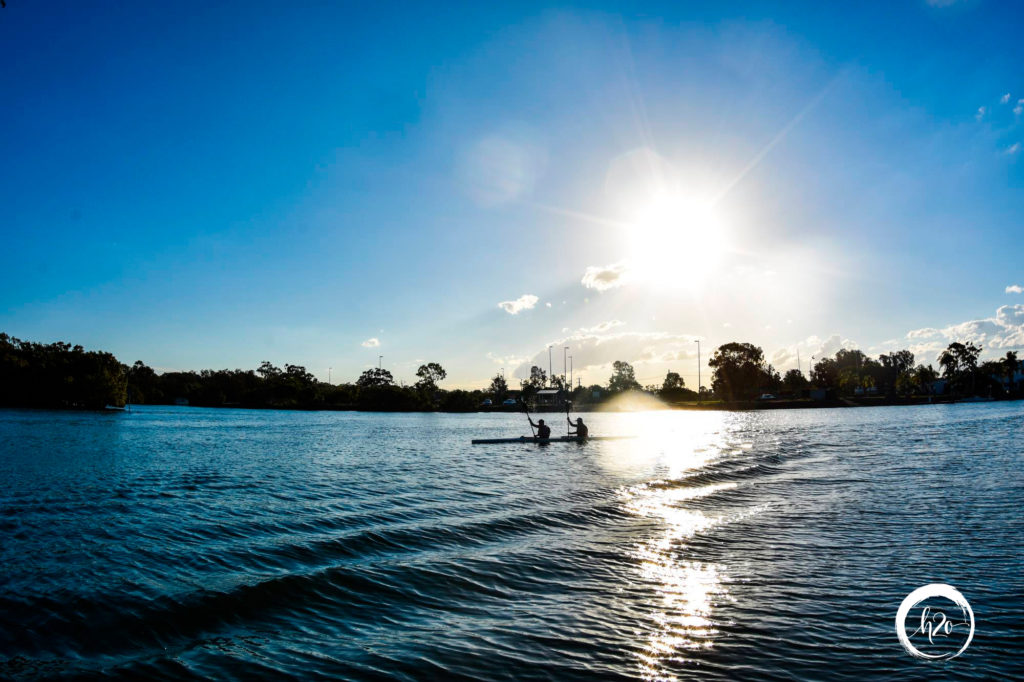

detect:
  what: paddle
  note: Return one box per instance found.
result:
[521,399,537,437]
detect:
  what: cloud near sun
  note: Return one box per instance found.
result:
[581,262,629,291]
[498,294,540,315]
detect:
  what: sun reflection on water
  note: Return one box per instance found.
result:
[611,411,756,680]
[622,481,733,678]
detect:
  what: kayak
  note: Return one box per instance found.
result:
[471,435,633,445]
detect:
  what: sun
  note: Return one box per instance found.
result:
[626,192,728,291]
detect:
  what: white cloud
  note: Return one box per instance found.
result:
[816,333,859,358]
[498,294,539,315]
[486,352,530,367]
[1006,142,1021,155]
[1015,100,1023,116]
[868,338,904,354]
[768,347,799,371]
[1007,284,1023,294]
[975,106,987,121]
[361,337,380,348]
[774,306,1024,373]
[916,304,1024,354]
[545,302,552,308]
[1001,93,1011,104]
[577,320,625,334]
[996,304,1024,325]
[770,333,858,372]
[581,262,629,291]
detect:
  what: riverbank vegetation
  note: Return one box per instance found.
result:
[0,332,1019,412]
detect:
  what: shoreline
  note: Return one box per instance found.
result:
[5,395,1018,415]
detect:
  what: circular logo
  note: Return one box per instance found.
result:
[895,583,974,660]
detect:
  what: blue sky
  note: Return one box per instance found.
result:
[1,1,1022,388]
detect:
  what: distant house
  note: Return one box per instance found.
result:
[533,388,564,409]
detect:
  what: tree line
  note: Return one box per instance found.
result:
[126,358,483,411]
[702,340,1019,401]
[499,341,1020,404]
[0,333,481,411]
[1,332,1019,411]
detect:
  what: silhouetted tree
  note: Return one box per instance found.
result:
[520,365,547,397]
[357,367,395,388]
[415,362,447,390]
[879,350,915,396]
[257,361,282,380]
[938,342,981,395]
[662,371,685,391]
[127,360,162,404]
[608,360,641,393]
[782,368,808,392]
[911,364,939,395]
[0,333,125,408]
[810,357,839,389]
[659,370,694,402]
[439,389,484,412]
[708,342,770,400]
[488,373,508,402]
[830,349,882,395]
[1001,351,1019,393]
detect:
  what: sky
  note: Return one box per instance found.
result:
[1,1,1022,389]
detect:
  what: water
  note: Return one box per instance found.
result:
[0,403,1020,680]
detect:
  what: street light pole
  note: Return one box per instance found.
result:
[328,367,332,385]
[695,339,701,404]
[563,346,568,389]
[378,355,382,371]
[569,356,573,391]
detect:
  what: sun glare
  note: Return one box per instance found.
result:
[627,193,728,291]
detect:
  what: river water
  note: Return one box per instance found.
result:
[0,403,1020,680]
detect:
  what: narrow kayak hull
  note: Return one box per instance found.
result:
[471,436,632,445]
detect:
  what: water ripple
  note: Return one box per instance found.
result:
[0,404,1021,679]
